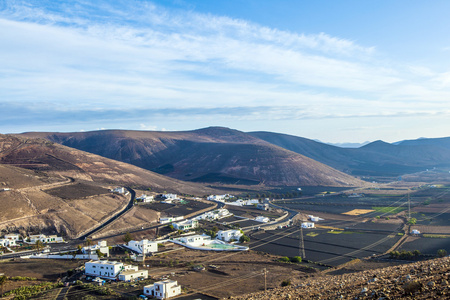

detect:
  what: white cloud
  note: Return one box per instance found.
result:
[0,1,449,140]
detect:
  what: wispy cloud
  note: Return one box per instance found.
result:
[0,0,449,141]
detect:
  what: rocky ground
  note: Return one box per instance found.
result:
[232,256,450,299]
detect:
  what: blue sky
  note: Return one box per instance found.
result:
[1,0,450,143]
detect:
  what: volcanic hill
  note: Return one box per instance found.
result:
[21,127,364,187]
[0,134,216,237]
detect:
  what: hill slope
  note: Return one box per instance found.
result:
[250,131,450,176]
[0,134,217,237]
[21,127,363,187]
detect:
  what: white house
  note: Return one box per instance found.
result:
[159,216,184,224]
[118,269,148,281]
[0,239,16,247]
[28,234,64,244]
[112,187,126,194]
[85,261,147,281]
[207,194,227,201]
[411,229,421,235]
[254,216,270,223]
[136,194,154,203]
[127,239,158,254]
[257,203,269,211]
[85,261,124,280]
[4,233,20,241]
[194,208,232,221]
[143,280,182,299]
[178,234,211,247]
[172,219,199,231]
[226,199,259,206]
[82,240,109,257]
[162,193,178,200]
[301,222,315,229]
[216,230,243,242]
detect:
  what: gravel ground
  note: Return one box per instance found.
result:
[232,256,450,299]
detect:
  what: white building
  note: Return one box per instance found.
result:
[257,203,269,211]
[226,199,259,206]
[162,193,178,200]
[28,234,64,244]
[254,216,270,223]
[301,222,315,229]
[127,239,158,254]
[4,233,20,241]
[216,230,243,242]
[0,239,16,247]
[159,216,184,224]
[85,261,147,281]
[136,194,154,202]
[143,280,182,299]
[85,261,124,280]
[194,208,232,221]
[172,219,199,231]
[82,240,109,257]
[118,269,148,281]
[411,229,421,235]
[207,194,227,201]
[178,234,211,247]
[112,187,126,194]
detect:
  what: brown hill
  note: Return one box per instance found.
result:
[1,134,216,195]
[0,134,216,237]
[21,127,364,187]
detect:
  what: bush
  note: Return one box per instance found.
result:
[281,279,291,287]
[290,256,302,263]
[279,256,290,262]
[239,235,250,243]
[437,249,448,257]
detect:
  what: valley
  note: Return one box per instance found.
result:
[0,129,449,299]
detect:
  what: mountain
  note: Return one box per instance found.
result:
[0,134,215,195]
[395,136,450,149]
[20,127,363,187]
[0,134,217,237]
[249,132,450,176]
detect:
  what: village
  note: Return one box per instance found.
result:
[1,183,449,300]
[0,188,309,299]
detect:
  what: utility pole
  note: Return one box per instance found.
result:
[263,268,267,291]
[299,220,306,259]
[408,193,411,220]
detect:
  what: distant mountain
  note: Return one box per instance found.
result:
[327,141,371,148]
[394,136,450,149]
[249,132,450,176]
[21,127,363,187]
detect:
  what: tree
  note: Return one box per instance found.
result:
[122,232,133,244]
[0,275,7,297]
[407,218,417,225]
[84,238,93,247]
[239,235,250,243]
[437,249,447,257]
[35,240,44,252]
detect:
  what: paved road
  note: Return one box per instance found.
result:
[78,186,136,240]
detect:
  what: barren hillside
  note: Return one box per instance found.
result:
[0,134,217,237]
[21,127,364,187]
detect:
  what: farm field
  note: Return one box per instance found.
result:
[45,182,110,199]
[399,236,450,255]
[249,226,402,267]
[142,199,214,217]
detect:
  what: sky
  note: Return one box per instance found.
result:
[1,0,450,143]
